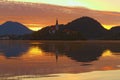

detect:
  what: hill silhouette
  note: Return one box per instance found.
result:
[109,26,120,34]
[65,16,107,39]
[30,24,85,40]
[0,21,33,36]
[104,26,120,40]
[0,16,120,40]
[30,16,108,40]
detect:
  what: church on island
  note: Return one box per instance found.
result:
[49,19,59,34]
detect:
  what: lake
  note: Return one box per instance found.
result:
[0,40,120,80]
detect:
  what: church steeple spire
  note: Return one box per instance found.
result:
[56,19,59,30]
[49,19,59,34]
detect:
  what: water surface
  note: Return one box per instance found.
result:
[0,40,120,80]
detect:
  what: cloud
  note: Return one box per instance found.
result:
[0,1,120,28]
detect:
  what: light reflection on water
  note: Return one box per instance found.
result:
[1,70,120,80]
[0,40,120,79]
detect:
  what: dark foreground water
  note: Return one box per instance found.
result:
[0,40,120,80]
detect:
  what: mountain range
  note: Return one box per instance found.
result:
[0,16,120,40]
[0,21,33,36]
[31,16,120,40]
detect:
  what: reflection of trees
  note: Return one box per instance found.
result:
[0,41,120,62]
[105,44,120,53]
[39,43,104,62]
[38,42,120,62]
[65,45,104,62]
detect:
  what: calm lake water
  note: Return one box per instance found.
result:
[0,40,120,80]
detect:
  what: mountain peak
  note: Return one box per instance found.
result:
[2,21,24,27]
[66,16,107,39]
[77,16,96,20]
[67,16,102,26]
[0,21,33,36]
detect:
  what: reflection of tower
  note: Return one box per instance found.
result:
[55,50,59,62]
[51,44,59,62]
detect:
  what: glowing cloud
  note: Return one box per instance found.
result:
[8,0,120,12]
[0,0,120,31]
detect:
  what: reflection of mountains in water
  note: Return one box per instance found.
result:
[0,41,120,62]
[0,41,30,58]
[39,42,120,62]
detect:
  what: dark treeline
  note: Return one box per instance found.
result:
[26,16,120,40]
[0,16,120,40]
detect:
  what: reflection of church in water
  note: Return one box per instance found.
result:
[49,19,59,34]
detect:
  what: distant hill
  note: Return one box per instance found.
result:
[109,26,120,34]
[0,21,33,36]
[10,16,119,40]
[30,25,85,40]
[30,16,109,40]
[104,26,120,40]
[65,16,107,39]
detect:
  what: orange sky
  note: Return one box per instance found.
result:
[0,0,120,31]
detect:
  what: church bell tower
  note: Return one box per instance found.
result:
[56,19,59,30]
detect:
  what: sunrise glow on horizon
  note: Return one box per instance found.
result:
[0,0,119,31]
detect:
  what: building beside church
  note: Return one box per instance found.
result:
[49,19,59,34]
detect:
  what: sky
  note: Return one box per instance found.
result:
[9,0,120,12]
[0,0,120,31]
